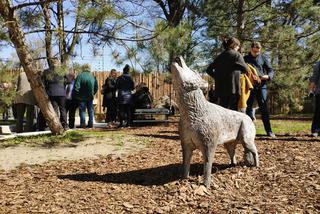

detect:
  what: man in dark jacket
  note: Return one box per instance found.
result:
[115,64,134,127]
[244,41,275,138]
[207,37,248,110]
[38,62,68,130]
[73,64,98,128]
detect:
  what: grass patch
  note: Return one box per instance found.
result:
[0,131,86,148]
[254,119,311,135]
[81,130,133,146]
[0,129,154,148]
[0,120,16,125]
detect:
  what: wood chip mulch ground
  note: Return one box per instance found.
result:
[0,123,319,213]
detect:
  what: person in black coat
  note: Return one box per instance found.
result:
[38,60,68,130]
[102,69,118,124]
[115,64,135,127]
[207,37,248,110]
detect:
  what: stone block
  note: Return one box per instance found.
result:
[0,125,12,135]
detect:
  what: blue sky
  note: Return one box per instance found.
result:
[0,38,122,72]
[0,1,153,72]
[70,44,123,71]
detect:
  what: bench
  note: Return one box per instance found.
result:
[132,108,170,125]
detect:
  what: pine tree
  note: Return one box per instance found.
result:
[204,0,320,113]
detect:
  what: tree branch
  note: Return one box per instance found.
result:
[25,26,168,42]
[153,0,169,20]
[65,1,83,63]
[243,0,270,13]
[12,0,59,10]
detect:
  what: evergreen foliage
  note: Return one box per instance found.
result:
[1,0,320,114]
[113,0,206,73]
[204,0,320,113]
[0,62,17,114]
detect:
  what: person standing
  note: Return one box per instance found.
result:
[116,64,134,127]
[309,61,320,137]
[40,61,68,130]
[73,64,98,128]
[244,41,275,138]
[102,69,118,124]
[14,72,36,133]
[65,71,78,129]
[207,37,248,110]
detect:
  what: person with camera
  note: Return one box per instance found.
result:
[309,61,320,137]
[244,41,275,138]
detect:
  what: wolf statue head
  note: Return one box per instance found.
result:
[171,56,208,93]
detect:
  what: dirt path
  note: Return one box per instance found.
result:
[0,137,146,171]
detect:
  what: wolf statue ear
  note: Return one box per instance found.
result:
[180,57,188,70]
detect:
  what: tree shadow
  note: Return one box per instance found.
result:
[255,134,320,142]
[57,163,231,186]
[158,130,179,134]
[134,133,180,141]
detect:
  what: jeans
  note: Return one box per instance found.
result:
[311,94,320,133]
[246,86,272,134]
[79,100,94,127]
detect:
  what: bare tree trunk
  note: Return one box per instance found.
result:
[154,0,187,70]
[57,0,67,64]
[0,0,64,134]
[41,0,54,68]
[236,0,245,41]
[54,0,81,66]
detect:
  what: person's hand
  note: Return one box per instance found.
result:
[309,82,316,92]
[260,75,269,80]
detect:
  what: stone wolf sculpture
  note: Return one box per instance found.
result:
[171,56,259,188]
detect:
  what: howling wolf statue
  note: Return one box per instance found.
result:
[171,56,259,188]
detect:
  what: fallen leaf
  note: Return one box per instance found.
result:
[123,202,134,209]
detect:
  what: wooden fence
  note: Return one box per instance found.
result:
[94,71,312,115]
[92,71,176,114]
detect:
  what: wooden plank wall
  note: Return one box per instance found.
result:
[92,71,176,114]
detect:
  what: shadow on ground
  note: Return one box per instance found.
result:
[256,134,320,142]
[158,130,179,134]
[58,163,232,186]
[134,133,180,141]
